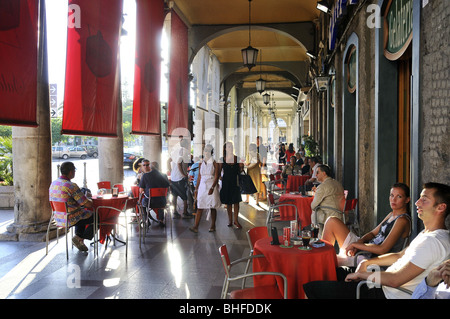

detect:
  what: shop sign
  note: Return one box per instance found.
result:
[384,0,413,60]
[328,0,359,51]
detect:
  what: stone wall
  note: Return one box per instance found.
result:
[420,0,450,184]
[0,186,14,209]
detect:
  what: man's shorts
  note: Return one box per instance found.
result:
[170,179,188,200]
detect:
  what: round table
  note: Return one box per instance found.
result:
[278,193,314,229]
[285,175,310,192]
[92,194,129,244]
[253,236,337,299]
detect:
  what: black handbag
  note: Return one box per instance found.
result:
[239,171,257,194]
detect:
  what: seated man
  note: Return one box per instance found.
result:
[310,164,346,230]
[139,161,170,226]
[48,161,94,252]
[304,182,450,299]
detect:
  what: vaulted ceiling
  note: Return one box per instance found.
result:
[169,0,322,119]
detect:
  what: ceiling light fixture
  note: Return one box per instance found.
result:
[255,50,266,94]
[306,51,317,59]
[316,1,331,14]
[241,0,258,71]
[262,92,270,105]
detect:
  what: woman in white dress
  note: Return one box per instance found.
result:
[189,144,221,233]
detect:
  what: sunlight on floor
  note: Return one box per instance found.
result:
[167,242,182,288]
[0,246,54,298]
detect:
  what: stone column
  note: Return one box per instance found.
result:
[98,135,124,187]
[143,135,162,164]
[5,2,52,240]
[98,70,124,186]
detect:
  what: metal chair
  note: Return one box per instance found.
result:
[266,174,286,197]
[266,193,299,235]
[242,226,270,287]
[139,187,169,242]
[219,244,288,299]
[313,198,359,235]
[95,199,129,257]
[46,201,75,260]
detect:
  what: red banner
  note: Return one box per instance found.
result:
[167,11,189,137]
[62,0,122,137]
[0,0,39,127]
[131,0,164,136]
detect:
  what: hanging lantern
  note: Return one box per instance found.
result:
[241,0,258,70]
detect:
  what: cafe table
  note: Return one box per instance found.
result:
[278,193,314,229]
[252,236,337,299]
[285,175,310,192]
[92,194,129,244]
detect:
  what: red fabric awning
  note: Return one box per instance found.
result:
[131,0,165,136]
[167,11,189,137]
[62,0,122,137]
[0,0,39,127]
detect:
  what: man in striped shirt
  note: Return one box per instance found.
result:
[49,161,94,252]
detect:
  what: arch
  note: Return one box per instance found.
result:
[188,23,314,65]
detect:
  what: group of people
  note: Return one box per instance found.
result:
[304,178,450,299]
[133,137,267,233]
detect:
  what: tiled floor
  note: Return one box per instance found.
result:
[0,199,270,299]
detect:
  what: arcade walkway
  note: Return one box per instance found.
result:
[0,200,267,299]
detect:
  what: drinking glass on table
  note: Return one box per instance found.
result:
[311,224,320,242]
[301,230,311,247]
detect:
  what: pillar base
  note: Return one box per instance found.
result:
[0,221,52,242]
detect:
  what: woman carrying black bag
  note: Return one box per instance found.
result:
[219,141,244,229]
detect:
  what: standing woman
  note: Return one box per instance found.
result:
[219,141,244,229]
[189,145,221,233]
[245,143,261,205]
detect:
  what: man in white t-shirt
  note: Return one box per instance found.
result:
[304,182,450,299]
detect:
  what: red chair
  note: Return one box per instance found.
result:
[266,193,298,233]
[312,198,359,235]
[113,183,124,192]
[219,244,287,299]
[46,201,74,260]
[243,227,270,287]
[140,187,169,242]
[97,181,111,189]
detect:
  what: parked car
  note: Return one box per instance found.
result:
[80,145,98,158]
[52,146,88,159]
[124,153,140,169]
[52,146,69,159]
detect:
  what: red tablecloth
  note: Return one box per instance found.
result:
[279,193,314,229]
[253,236,337,299]
[92,194,129,244]
[285,175,310,192]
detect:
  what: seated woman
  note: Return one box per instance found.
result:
[322,182,411,267]
[282,155,301,178]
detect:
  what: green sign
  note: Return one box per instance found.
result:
[384,0,413,60]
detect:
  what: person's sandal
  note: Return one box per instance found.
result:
[72,237,88,252]
[189,227,198,233]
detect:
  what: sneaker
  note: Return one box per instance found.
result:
[182,213,194,219]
